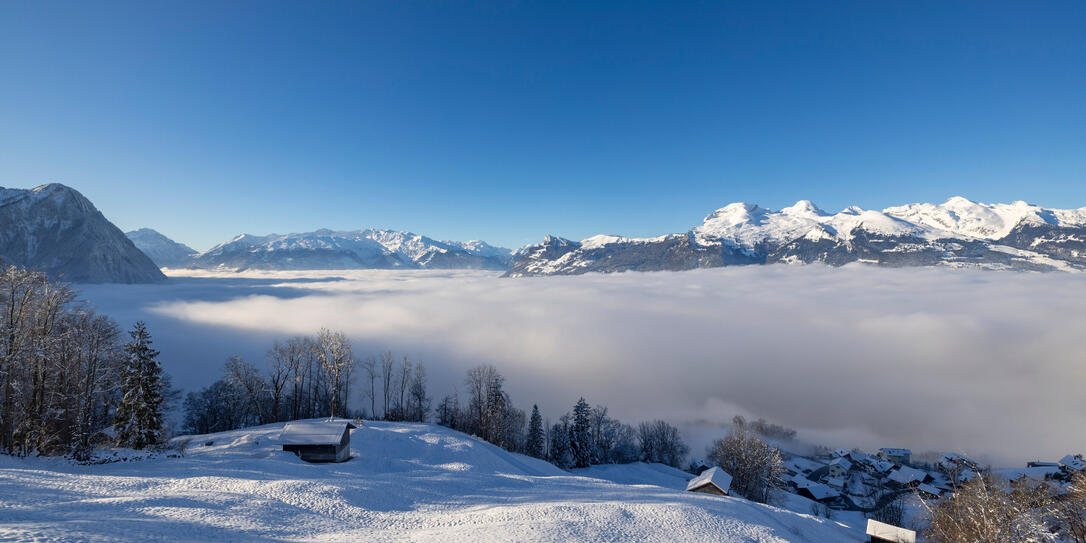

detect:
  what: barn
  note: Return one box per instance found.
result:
[685,466,733,496]
[281,420,358,463]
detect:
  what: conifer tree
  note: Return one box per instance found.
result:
[570,397,593,468]
[526,404,545,459]
[548,420,573,470]
[114,322,166,449]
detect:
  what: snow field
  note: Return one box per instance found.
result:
[0,421,865,542]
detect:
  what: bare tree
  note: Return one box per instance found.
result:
[360,355,377,419]
[397,356,412,420]
[225,356,268,424]
[921,473,1057,543]
[407,362,429,422]
[380,351,395,420]
[1052,472,1086,542]
[266,341,295,422]
[316,329,353,419]
[706,416,784,503]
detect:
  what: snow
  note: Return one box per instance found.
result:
[0,421,865,542]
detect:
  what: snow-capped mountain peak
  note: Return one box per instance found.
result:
[780,200,827,217]
[125,228,198,268]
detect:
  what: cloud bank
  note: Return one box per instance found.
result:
[78,266,1086,466]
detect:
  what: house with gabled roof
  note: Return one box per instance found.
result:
[878,448,911,464]
[686,466,732,496]
[826,457,853,478]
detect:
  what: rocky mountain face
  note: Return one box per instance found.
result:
[125,228,198,268]
[187,229,512,271]
[0,184,166,283]
[506,198,1086,276]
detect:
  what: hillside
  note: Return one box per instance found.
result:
[0,420,864,542]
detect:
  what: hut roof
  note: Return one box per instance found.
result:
[866,519,916,543]
[686,466,733,494]
[281,420,356,446]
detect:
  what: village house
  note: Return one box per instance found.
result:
[887,465,928,488]
[281,420,358,463]
[689,458,712,475]
[797,482,840,503]
[826,457,852,478]
[685,466,732,496]
[1060,454,1086,472]
[878,448,911,464]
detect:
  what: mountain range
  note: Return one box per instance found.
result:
[179,229,513,271]
[505,197,1086,276]
[3,183,1085,282]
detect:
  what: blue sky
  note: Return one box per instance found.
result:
[1,1,1083,250]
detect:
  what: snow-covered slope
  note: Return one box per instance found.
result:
[189,229,513,271]
[125,228,198,268]
[0,421,863,542]
[0,184,165,283]
[508,197,1086,276]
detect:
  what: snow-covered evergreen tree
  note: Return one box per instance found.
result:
[548,419,573,470]
[570,397,592,468]
[526,404,544,459]
[114,322,166,449]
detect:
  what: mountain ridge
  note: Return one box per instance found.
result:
[507,197,1086,276]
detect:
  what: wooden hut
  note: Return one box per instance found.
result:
[685,466,733,496]
[281,420,358,463]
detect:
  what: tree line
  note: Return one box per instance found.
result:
[183,332,432,434]
[436,365,689,470]
[0,267,173,459]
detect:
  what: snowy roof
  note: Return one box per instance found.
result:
[686,466,733,494]
[280,421,355,446]
[791,473,814,488]
[785,456,825,473]
[847,451,871,464]
[888,466,927,485]
[824,476,845,489]
[828,457,852,471]
[866,519,916,543]
[802,483,840,501]
[830,448,851,458]
[879,448,911,457]
[871,459,896,473]
[916,484,942,497]
[1060,455,1086,471]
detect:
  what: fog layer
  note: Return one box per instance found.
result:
[78,266,1086,466]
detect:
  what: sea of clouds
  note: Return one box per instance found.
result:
[77,265,1086,466]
